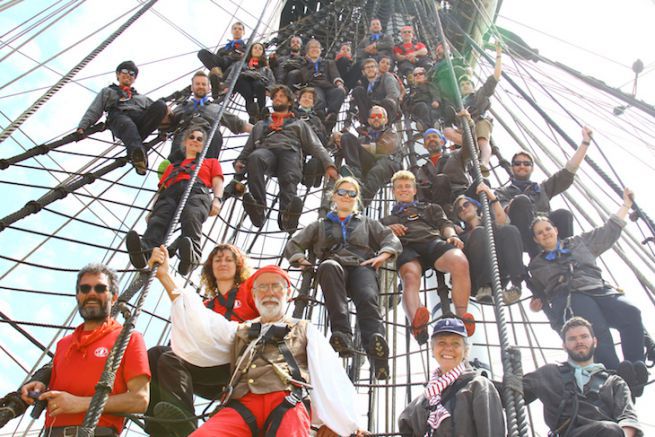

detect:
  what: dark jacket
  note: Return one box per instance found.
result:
[523,362,642,436]
[381,202,454,245]
[408,82,441,106]
[273,52,305,82]
[495,167,576,214]
[285,213,401,266]
[171,100,246,135]
[357,126,400,158]
[363,72,401,102]
[78,84,153,130]
[461,75,498,121]
[356,33,394,60]
[398,366,505,437]
[296,57,343,89]
[228,61,275,86]
[293,106,328,146]
[528,214,626,299]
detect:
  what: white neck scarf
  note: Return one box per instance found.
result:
[424,362,466,435]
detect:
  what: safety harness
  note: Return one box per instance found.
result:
[205,287,242,322]
[220,322,311,436]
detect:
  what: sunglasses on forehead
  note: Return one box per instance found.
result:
[119,69,136,77]
[335,188,358,198]
[78,283,109,294]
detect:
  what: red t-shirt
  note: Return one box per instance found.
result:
[204,281,259,322]
[159,158,223,189]
[45,324,150,433]
[393,41,427,56]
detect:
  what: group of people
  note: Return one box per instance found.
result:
[31,16,647,437]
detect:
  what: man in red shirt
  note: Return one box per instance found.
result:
[20,263,150,436]
[393,25,431,78]
[126,127,224,275]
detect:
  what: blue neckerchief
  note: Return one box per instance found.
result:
[392,201,418,216]
[367,128,382,142]
[370,33,382,42]
[544,240,571,261]
[326,211,352,242]
[568,359,605,392]
[311,58,321,75]
[192,96,210,111]
[511,177,540,193]
[225,39,244,50]
[367,78,378,94]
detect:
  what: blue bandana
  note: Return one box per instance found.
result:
[326,211,352,242]
[367,128,382,142]
[367,79,377,93]
[192,96,210,111]
[392,201,418,216]
[544,240,571,261]
[511,177,540,193]
[370,33,382,42]
[225,39,244,50]
[569,360,605,392]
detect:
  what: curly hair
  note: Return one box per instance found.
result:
[200,244,252,297]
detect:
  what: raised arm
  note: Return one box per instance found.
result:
[494,42,502,81]
[566,126,592,172]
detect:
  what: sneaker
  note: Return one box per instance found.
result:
[633,360,648,398]
[461,312,476,337]
[125,230,146,269]
[475,286,493,304]
[480,164,490,178]
[242,193,265,227]
[280,196,303,232]
[411,306,430,345]
[153,401,196,437]
[502,284,522,305]
[176,237,193,276]
[367,333,390,380]
[131,147,148,176]
[209,67,223,100]
[329,331,354,357]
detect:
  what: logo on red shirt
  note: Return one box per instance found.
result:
[94,346,109,358]
[234,299,242,308]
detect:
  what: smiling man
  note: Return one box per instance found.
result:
[148,247,368,436]
[522,317,643,437]
[20,264,150,437]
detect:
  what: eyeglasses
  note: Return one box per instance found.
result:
[254,282,286,293]
[187,134,204,142]
[456,201,471,212]
[119,69,136,77]
[369,113,385,119]
[512,160,533,167]
[335,188,358,198]
[78,283,109,294]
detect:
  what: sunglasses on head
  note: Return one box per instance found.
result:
[188,134,204,142]
[456,200,472,212]
[335,188,358,198]
[369,113,385,119]
[512,160,533,167]
[78,283,109,294]
[119,69,136,77]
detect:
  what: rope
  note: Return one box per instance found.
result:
[0,0,158,144]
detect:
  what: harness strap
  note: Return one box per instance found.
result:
[225,400,259,436]
[216,287,239,321]
[160,157,200,188]
[553,363,578,437]
[262,392,305,436]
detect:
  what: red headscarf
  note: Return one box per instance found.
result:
[245,265,291,293]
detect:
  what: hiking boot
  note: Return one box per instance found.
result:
[279,196,303,232]
[339,164,362,180]
[324,112,337,131]
[242,193,265,227]
[246,102,259,125]
[209,67,223,100]
[502,284,522,305]
[153,401,196,437]
[632,360,648,398]
[329,331,354,358]
[475,285,493,304]
[367,333,390,380]
[480,164,490,178]
[176,237,193,276]
[411,306,430,345]
[131,146,148,176]
[126,230,147,269]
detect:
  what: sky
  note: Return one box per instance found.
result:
[0,0,654,435]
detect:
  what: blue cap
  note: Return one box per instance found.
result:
[432,317,467,337]
[423,128,447,145]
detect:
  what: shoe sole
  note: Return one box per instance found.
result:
[411,307,430,343]
[153,401,196,437]
[177,238,193,276]
[131,148,148,176]
[242,194,265,227]
[282,196,303,231]
[502,289,522,305]
[368,334,389,360]
[329,334,353,358]
[125,231,146,269]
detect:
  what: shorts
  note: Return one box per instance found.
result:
[397,239,456,272]
[474,118,493,141]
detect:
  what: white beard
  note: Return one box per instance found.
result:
[255,297,283,319]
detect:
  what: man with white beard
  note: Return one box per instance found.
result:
[148,247,368,436]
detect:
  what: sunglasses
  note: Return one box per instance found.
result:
[335,188,358,198]
[78,283,109,294]
[456,201,472,212]
[187,134,204,142]
[254,282,286,293]
[369,113,385,119]
[512,160,533,167]
[119,69,136,77]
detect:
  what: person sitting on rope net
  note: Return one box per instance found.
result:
[197,21,246,99]
[527,188,648,373]
[147,248,369,436]
[380,171,473,345]
[287,39,347,132]
[442,43,503,177]
[351,58,401,126]
[378,55,406,103]
[284,177,402,380]
[294,87,329,189]
[333,106,402,207]
[356,18,395,67]
[270,35,305,88]
[453,183,524,305]
[167,71,252,165]
[393,25,431,80]
[76,60,168,176]
[334,42,360,92]
[18,264,150,436]
[126,127,224,276]
[495,126,593,258]
[398,317,505,436]
[412,128,472,214]
[235,84,338,232]
[519,316,644,436]
[230,42,276,124]
[145,244,259,437]
[405,66,442,131]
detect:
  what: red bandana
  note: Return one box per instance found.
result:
[67,318,122,358]
[270,111,294,131]
[120,85,132,100]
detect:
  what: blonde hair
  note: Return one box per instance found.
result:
[391,170,416,188]
[331,177,361,213]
